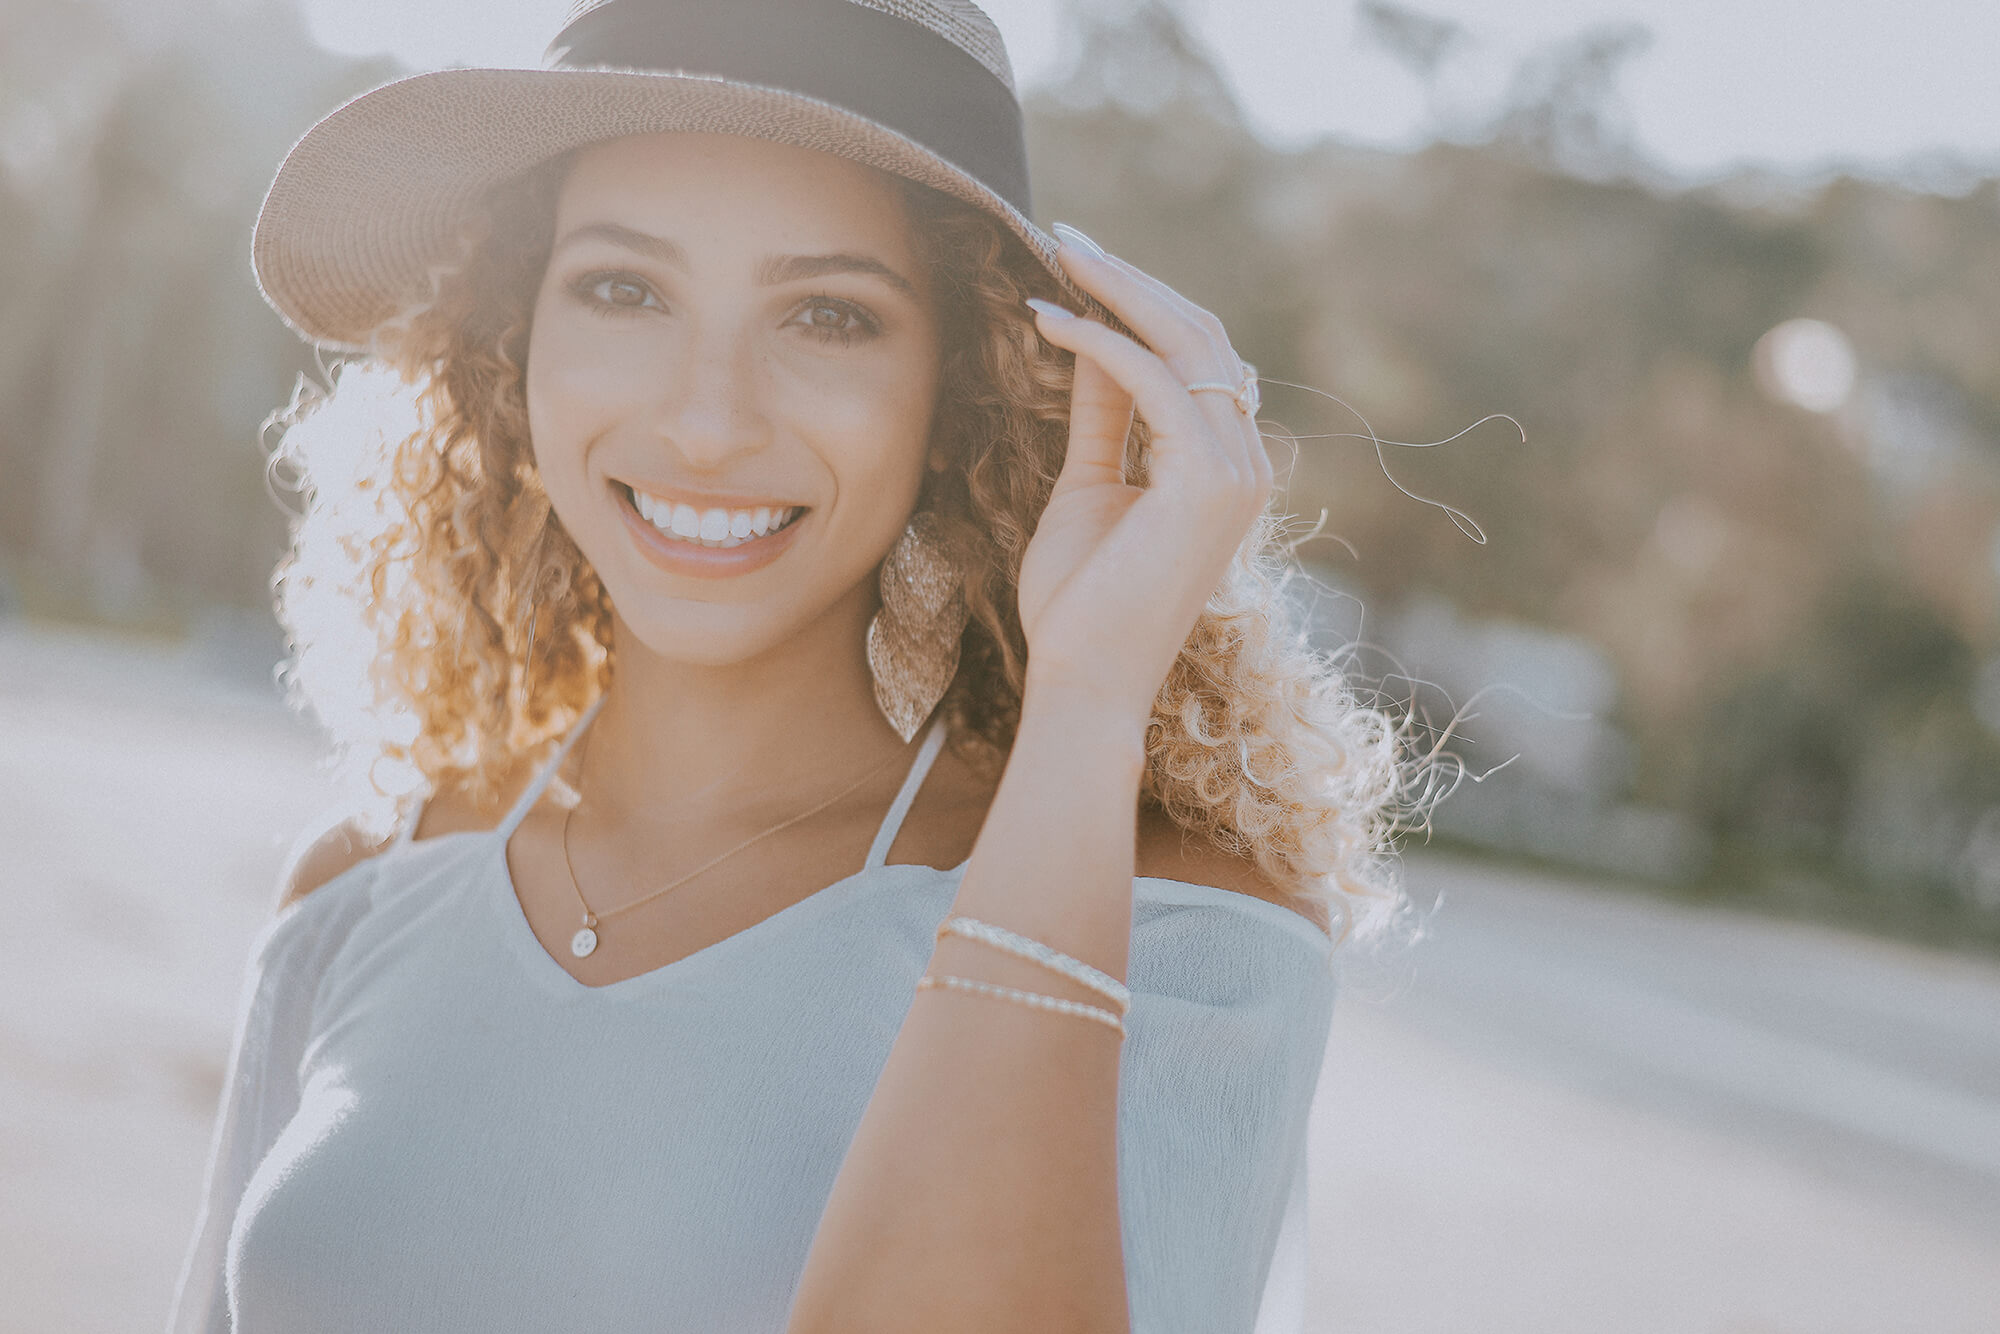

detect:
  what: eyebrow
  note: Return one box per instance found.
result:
[552,222,920,301]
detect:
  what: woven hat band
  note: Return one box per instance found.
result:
[548,0,1032,213]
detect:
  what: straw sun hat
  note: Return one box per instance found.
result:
[253,0,1106,352]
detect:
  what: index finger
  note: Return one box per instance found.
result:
[1049,227,1238,386]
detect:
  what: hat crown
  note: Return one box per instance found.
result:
[253,0,1084,350]
[553,0,1016,91]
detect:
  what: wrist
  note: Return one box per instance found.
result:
[1015,674,1151,773]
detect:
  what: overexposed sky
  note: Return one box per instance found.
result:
[302,0,2000,184]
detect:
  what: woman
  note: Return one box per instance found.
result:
[172,1,1427,1330]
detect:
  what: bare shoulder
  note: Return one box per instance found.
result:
[412,769,528,840]
[1134,807,1332,938]
[278,752,548,920]
[277,761,538,914]
[276,817,391,912]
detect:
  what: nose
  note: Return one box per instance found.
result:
[651,320,773,470]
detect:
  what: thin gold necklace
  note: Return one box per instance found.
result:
[558,736,912,959]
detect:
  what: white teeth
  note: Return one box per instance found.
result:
[629,489,801,548]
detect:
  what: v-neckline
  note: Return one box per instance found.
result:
[485,709,962,1001]
[485,829,967,1001]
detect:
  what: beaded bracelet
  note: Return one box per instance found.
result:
[917,973,1127,1034]
[936,914,1133,1015]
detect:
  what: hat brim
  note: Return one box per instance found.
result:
[253,65,1112,352]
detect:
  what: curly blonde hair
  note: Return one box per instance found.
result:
[270,147,1444,943]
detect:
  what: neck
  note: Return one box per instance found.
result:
[572,587,915,832]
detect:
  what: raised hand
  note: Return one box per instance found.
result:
[1013,224,1274,727]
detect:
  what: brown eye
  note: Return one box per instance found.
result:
[570,271,663,316]
[598,277,652,308]
[791,296,880,343]
[808,303,855,330]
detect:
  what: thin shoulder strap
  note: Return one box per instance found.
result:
[864,715,951,869]
[496,693,608,839]
[390,793,424,849]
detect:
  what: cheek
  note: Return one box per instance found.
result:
[524,319,631,483]
[785,343,942,486]
[799,391,933,560]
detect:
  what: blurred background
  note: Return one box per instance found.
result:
[3,0,1997,1330]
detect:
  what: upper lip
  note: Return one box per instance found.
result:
[617,480,809,512]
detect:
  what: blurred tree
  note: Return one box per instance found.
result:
[1488,20,1655,181]
[1356,1,1468,136]
[0,0,395,617]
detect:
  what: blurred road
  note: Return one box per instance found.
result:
[2,621,1996,1334]
[1306,861,2000,1333]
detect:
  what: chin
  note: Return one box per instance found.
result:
[607,601,814,671]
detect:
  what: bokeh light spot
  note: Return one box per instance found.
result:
[1754,317,1858,414]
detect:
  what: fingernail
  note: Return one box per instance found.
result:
[1024,297,1075,321]
[1051,222,1107,260]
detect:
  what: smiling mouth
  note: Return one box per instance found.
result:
[618,484,807,550]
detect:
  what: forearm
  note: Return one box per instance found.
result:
[786,684,1146,1334]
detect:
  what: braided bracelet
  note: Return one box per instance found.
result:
[917,973,1127,1034]
[936,915,1133,1015]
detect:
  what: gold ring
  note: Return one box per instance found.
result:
[1184,362,1260,417]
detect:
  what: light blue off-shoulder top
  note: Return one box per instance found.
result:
[167,702,1336,1333]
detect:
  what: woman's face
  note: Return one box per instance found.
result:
[525,131,943,667]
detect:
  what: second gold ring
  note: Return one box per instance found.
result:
[1184,362,1260,417]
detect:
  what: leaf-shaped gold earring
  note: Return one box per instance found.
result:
[866,510,967,742]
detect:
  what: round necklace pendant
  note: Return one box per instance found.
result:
[570,925,599,958]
